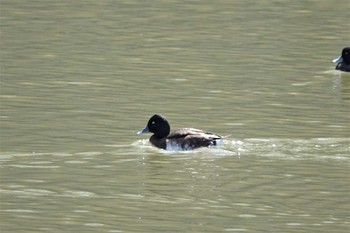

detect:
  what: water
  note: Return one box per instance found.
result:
[1,0,349,232]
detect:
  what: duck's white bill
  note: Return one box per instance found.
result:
[137,127,149,135]
[333,56,343,63]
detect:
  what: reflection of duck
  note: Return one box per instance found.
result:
[137,114,222,151]
[333,47,350,72]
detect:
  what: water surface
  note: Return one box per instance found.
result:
[1,0,349,232]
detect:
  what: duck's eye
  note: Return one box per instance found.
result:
[151,121,155,125]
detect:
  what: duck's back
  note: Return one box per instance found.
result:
[167,128,222,150]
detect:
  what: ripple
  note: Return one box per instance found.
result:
[6,164,60,169]
[84,223,104,227]
[74,151,104,156]
[62,191,96,198]
[226,138,350,161]
[0,188,56,196]
[3,209,38,213]
[64,160,88,164]
[239,214,257,218]
[287,223,303,226]
[225,229,248,232]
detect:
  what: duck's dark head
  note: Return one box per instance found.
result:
[333,47,350,64]
[137,114,170,138]
[341,47,350,64]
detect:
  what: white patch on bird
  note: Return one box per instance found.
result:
[166,141,191,151]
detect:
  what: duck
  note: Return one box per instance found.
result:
[333,47,350,72]
[137,114,223,151]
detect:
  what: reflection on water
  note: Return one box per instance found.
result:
[1,0,349,232]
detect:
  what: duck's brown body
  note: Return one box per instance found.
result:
[150,128,222,150]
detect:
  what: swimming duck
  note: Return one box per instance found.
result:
[333,47,350,72]
[137,114,223,151]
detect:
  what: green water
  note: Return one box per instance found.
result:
[1,0,349,232]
